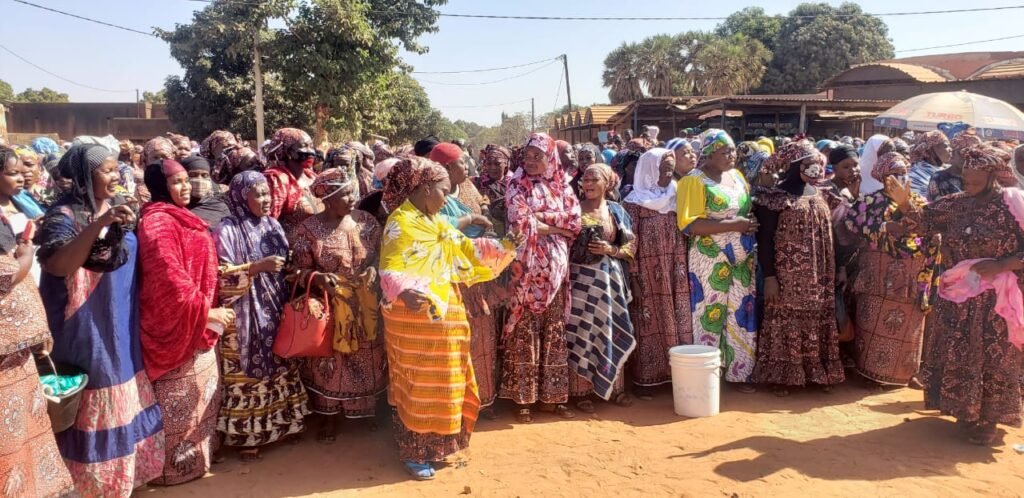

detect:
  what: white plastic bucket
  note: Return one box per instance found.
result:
[669,345,722,417]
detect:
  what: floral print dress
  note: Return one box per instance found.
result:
[677,169,757,382]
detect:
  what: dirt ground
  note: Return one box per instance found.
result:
[141,383,1024,498]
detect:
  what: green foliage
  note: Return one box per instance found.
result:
[0,79,13,103]
[602,42,644,104]
[14,87,69,103]
[714,7,782,52]
[758,2,894,94]
[691,34,771,95]
[158,0,445,142]
[468,112,532,150]
[142,89,167,104]
[601,2,893,98]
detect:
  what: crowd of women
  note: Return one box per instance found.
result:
[1,121,1022,495]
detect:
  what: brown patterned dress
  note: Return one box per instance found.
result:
[752,189,845,387]
[450,180,507,408]
[0,254,76,498]
[913,192,1024,427]
[623,203,692,387]
[292,210,388,418]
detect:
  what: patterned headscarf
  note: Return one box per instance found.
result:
[961,144,1012,174]
[578,143,602,164]
[870,152,910,183]
[372,140,393,162]
[31,137,60,157]
[348,141,375,165]
[311,168,353,200]
[226,170,268,219]
[950,129,983,154]
[382,156,448,211]
[763,140,822,177]
[756,137,775,155]
[520,132,562,181]
[481,144,511,165]
[737,141,763,163]
[200,130,238,160]
[909,130,950,163]
[700,129,735,158]
[143,136,175,165]
[265,128,314,165]
[624,137,653,154]
[664,138,687,151]
[166,132,191,151]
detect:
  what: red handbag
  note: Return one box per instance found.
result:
[273,272,332,358]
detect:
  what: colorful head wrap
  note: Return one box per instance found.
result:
[382,156,448,211]
[870,152,910,183]
[938,121,972,140]
[31,137,60,157]
[265,128,314,164]
[227,170,268,219]
[700,129,735,158]
[625,137,653,154]
[429,143,463,166]
[909,130,950,163]
[737,141,763,162]
[961,144,1012,174]
[763,140,822,177]
[143,136,175,165]
[14,147,38,162]
[348,141,374,165]
[200,130,239,160]
[951,129,983,154]
[521,132,561,180]
[311,168,353,200]
[756,137,775,155]
[664,138,688,151]
[481,144,511,164]
[891,138,911,157]
[372,140,393,162]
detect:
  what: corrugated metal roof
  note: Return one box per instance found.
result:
[588,105,628,125]
[968,59,1024,80]
[887,51,1024,80]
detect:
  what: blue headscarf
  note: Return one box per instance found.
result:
[31,137,61,158]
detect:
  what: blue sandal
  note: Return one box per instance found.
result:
[403,461,435,481]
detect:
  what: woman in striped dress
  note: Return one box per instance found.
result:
[378,156,519,480]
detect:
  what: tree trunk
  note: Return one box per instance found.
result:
[314,102,331,147]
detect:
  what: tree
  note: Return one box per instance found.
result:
[602,43,644,104]
[158,0,299,139]
[274,0,445,143]
[0,79,13,103]
[142,89,167,104]
[691,34,771,95]
[714,7,782,52]
[14,87,69,103]
[758,2,894,94]
[637,34,682,97]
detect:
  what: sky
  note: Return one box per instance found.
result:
[2,0,1023,127]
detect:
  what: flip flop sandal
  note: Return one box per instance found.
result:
[403,461,435,481]
[734,384,757,394]
[516,408,533,424]
[538,403,576,419]
[634,387,654,401]
[575,400,597,414]
[613,393,635,408]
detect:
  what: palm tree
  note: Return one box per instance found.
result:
[638,34,679,97]
[602,42,644,104]
[691,34,771,96]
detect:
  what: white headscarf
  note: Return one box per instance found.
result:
[623,148,676,214]
[858,134,890,194]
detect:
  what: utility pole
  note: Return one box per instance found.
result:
[135,89,140,119]
[253,30,266,145]
[561,54,572,112]
[531,98,535,132]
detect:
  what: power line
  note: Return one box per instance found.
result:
[10,0,158,37]
[436,98,532,109]
[182,0,1024,21]
[412,57,558,74]
[416,59,559,86]
[896,33,1024,53]
[431,5,1024,21]
[0,43,137,93]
